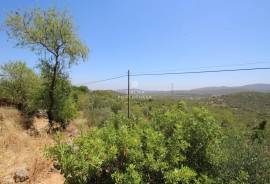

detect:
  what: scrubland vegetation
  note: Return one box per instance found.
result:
[0,7,270,184]
[47,101,270,184]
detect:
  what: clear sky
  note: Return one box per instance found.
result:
[1,0,270,90]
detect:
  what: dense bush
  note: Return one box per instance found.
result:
[48,101,270,184]
[0,61,41,114]
[217,128,270,184]
[39,72,78,129]
[0,61,79,128]
[48,105,224,183]
[72,86,91,111]
[84,91,124,126]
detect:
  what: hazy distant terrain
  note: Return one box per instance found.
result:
[117,84,270,98]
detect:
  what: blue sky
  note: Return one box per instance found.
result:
[1,0,270,90]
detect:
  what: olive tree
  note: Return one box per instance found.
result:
[4,8,89,127]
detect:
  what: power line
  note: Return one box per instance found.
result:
[131,67,270,77]
[79,66,270,119]
[81,74,127,84]
[134,61,270,74]
[77,66,270,85]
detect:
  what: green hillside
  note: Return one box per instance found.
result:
[202,92,270,128]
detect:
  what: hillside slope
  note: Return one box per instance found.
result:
[0,107,64,184]
[205,92,270,127]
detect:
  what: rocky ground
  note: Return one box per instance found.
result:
[0,107,66,184]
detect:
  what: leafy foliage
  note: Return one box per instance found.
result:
[47,96,270,184]
[83,91,124,126]
[48,105,230,184]
[2,7,270,184]
[5,8,89,62]
[0,61,40,114]
[216,129,270,184]
[4,7,89,128]
[39,70,78,128]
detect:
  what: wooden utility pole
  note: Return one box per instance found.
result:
[128,70,130,118]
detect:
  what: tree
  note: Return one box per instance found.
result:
[0,61,40,114]
[5,8,89,127]
[40,73,78,128]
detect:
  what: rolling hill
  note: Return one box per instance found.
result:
[117,84,270,98]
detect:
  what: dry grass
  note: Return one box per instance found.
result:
[0,107,64,184]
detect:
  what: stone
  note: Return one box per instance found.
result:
[0,113,4,121]
[13,168,29,183]
[35,110,47,118]
[53,161,61,170]
[26,126,40,137]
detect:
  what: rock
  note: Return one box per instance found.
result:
[13,168,29,183]
[26,126,40,137]
[49,165,61,173]
[53,161,61,170]
[47,122,62,133]
[35,110,47,118]
[0,113,4,121]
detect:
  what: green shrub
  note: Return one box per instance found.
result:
[39,74,78,128]
[71,85,90,111]
[47,106,224,184]
[216,129,270,184]
[86,107,113,127]
[84,91,124,127]
[0,61,41,114]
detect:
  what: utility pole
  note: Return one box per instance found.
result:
[128,70,130,118]
[171,83,174,95]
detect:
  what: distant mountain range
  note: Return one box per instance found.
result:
[116,84,270,97]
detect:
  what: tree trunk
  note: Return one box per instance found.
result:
[47,55,59,129]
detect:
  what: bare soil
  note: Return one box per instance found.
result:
[0,107,65,184]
